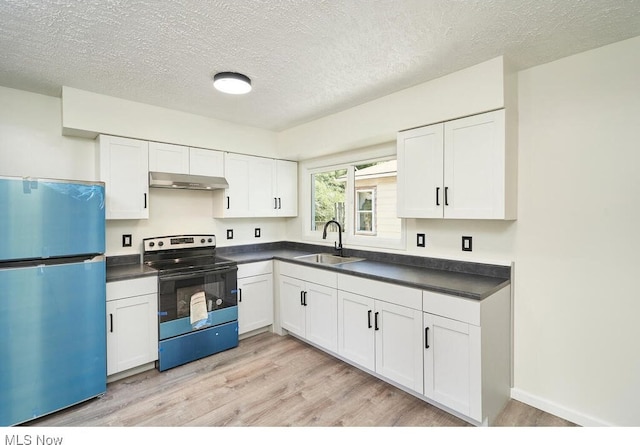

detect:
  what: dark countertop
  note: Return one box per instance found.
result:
[105,243,510,300]
[326,259,508,300]
[106,254,157,282]
[217,243,510,301]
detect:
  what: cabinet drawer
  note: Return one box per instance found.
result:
[237,260,273,278]
[279,261,337,288]
[337,274,421,310]
[422,290,480,326]
[107,276,157,301]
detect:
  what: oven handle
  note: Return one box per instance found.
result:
[158,267,237,281]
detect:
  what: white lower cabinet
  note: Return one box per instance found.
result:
[278,262,338,354]
[337,277,423,393]
[106,276,158,376]
[422,286,511,425]
[275,262,511,426]
[237,261,274,336]
[336,291,375,370]
[423,312,481,419]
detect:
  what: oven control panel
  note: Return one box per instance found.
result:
[143,235,216,252]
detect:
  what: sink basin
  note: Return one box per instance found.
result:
[294,253,366,265]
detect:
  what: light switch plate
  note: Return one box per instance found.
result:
[417,233,425,247]
[255,228,261,238]
[462,236,472,251]
[226,229,233,240]
[122,234,132,247]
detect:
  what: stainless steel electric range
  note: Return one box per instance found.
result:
[143,234,238,371]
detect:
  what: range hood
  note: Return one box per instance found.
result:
[149,171,229,190]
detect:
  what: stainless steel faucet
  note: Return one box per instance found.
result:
[322,219,343,256]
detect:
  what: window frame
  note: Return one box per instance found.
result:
[355,186,377,236]
[301,147,406,251]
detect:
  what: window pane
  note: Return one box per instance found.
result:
[312,169,346,232]
[357,190,373,211]
[354,161,401,239]
[357,212,373,232]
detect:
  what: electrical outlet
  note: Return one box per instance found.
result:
[416,233,425,247]
[254,228,261,238]
[462,236,473,251]
[122,234,132,247]
[226,229,234,240]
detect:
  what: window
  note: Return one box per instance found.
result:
[312,168,346,232]
[355,187,376,234]
[309,158,403,248]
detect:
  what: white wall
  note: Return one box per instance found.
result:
[0,86,288,257]
[277,57,510,160]
[62,86,279,158]
[0,86,95,181]
[511,36,640,426]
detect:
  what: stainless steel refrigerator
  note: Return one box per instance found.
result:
[0,175,107,426]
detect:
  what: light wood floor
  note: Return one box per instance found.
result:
[27,332,576,427]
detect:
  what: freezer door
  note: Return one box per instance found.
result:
[0,259,106,426]
[0,176,105,261]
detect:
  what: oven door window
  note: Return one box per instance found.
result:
[159,270,236,325]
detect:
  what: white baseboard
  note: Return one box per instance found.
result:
[510,387,614,427]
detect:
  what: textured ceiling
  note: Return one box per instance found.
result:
[1,0,639,131]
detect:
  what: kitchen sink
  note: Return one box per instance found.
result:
[294,253,366,265]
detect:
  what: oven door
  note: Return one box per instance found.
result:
[157,265,238,340]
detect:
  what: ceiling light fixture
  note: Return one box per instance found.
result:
[213,72,252,95]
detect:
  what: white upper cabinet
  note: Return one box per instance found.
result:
[189,147,224,177]
[214,152,252,217]
[249,156,278,216]
[148,142,189,174]
[213,153,298,218]
[248,158,298,217]
[274,159,298,217]
[148,142,224,177]
[97,135,149,220]
[397,123,444,218]
[443,111,507,219]
[397,109,516,220]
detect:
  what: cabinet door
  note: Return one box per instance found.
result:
[423,312,481,420]
[148,142,189,174]
[337,291,375,371]
[238,273,273,335]
[279,275,306,337]
[222,152,252,217]
[106,293,158,376]
[248,157,277,216]
[275,160,298,217]
[98,135,149,220]
[305,282,338,353]
[443,110,505,219]
[397,123,444,218]
[374,301,424,393]
[189,148,224,177]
